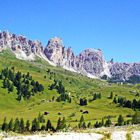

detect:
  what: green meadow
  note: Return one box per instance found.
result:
[0,50,139,127]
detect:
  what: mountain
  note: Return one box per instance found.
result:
[44,37,110,78]
[0,30,140,82]
[0,31,139,133]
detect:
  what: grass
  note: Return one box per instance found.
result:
[0,50,139,127]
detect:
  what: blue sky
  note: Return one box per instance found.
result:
[0,0,140,62]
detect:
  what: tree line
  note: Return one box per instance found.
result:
[1,113,67,133]
[113,96,140,110]
[1,111,140,132]
[78,111,140,129]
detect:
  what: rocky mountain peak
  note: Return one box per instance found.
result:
[1,30,140,82]
[76,48,106,77]
[0,31,44,60]
[44,37,65,65]
[47,37,63,46]
[44,37,107,77]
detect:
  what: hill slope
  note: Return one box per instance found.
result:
[0,50,139,128]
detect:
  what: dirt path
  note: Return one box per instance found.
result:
[2,131,140,140]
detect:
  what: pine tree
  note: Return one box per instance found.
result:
[8,83,14,92]
[78,115,85,128]
[26,72,30,79]
[61,117,66,129]
[2,117,8,131]
[3,79,8,88]
[132,111,140,124]
[8,118,13,131]
[80,115,84,121]
[101,118,104,126]
[38,113,45,123]
[56,118,61,130]
[41,125,46,131]
[0,73,3,79]
[56,117,66,130]
[105,117,111,127]
[98,93,101,99]
[94,121,99,128]
[113,97,117,104]
[82,122,86,129]
[7,79,10,89]
[80,98,87,106]
[25,120,30,131]
[19,118,24,133]
[13,118,20,132]
[132,99,137,110]
[38,112,42,123]
[124,100,132,108]
[117,115,124,126]
[15,71,21,81]
[93,93,97,100]
[87,122,91,128]
[46,119,52,131]
[80,98,83,105]
[69,98,72,103]
[31,118,40,131]
[38,84,44,92]
[110,92,113,99]
[17,93,22,101]
[84,99,87,105]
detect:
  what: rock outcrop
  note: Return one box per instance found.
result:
[44,38,110,77]
[44,37,77,71]
[0,31,44,60]
[110,62,140,82]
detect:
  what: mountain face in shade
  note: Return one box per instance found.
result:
[0,30,140,82]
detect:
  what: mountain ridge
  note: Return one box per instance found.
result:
[0,30,140,82]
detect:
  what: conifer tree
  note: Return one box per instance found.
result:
[3,79,8,88]
[117,115,124,126]
[31,118,40,131]
[8,118,13,131]
[13,118,20,132]
[61,117,66,129]
[94,121,99,128]
[25,120,30,131]
[19,118,24,133]
[113,97,117,103]
[98,93,101,99]
[38,113,45,123]
[56,118,61,130]
[105,117,111,127]
[87,122,91,128]
[2,117,8,131]
[82,122,86,129]
[8,83,14,92]
[101,118,104,126]
[78,115,85,128]
[110,92,113,99]
[132,111,140,124]
[41,125,46,131]
[46,119,52,131]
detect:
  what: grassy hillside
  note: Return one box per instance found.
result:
[0,50,139,128]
